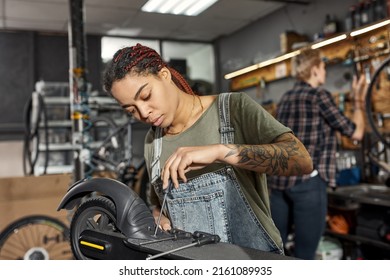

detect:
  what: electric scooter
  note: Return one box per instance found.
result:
[57,177,294,260]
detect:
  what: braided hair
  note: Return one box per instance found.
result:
[103,43,194,96]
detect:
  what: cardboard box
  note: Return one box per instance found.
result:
[280,31,308,53]
[0,174,73,232]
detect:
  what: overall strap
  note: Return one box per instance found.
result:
[150,127,163,183]
[218,92,235,144]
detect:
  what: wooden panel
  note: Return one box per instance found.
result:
[230,61,292,91]
[0,174,72,232]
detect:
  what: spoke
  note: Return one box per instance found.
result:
[31,224,41,247]
[15,229,31,252]
[0,246,24,259]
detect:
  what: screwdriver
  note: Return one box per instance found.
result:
[153,180,173,236]
[140,229,192,246]
[146,231,220,260]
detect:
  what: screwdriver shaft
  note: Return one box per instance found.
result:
[153,181,172,236]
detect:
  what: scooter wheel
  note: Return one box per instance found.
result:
[70,196,117,260]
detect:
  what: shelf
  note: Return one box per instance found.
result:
[35,165,73,176]
[39,120,72,128]
[325,229,390,251]
[38,141,103,152]
[328,184,390,208]
[226,18,390,91]
[38,142,74,151]
[29,81,136,177]
[41,96,119,109]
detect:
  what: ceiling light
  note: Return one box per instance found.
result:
[224,65,259,80]
[311,34,347,49]
[350,19,390,37]
[224,50,301,80]
[141,0,218,16]
[257,50,301,68]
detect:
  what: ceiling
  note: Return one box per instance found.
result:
[0,0,293,42]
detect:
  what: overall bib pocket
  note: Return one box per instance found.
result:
[167,189,230,242]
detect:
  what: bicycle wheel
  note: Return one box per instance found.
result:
[366,56,390,149]
[0,215,72,260]
[70,196,120,260]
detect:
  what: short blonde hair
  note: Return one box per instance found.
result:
[292,48,322,81]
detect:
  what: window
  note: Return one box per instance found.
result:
[101,37,160,63]
[101,37,215,95]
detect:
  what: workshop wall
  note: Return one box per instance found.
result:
[0,31,103,141]
[216,0,357,99]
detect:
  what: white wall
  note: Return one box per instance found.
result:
[187,45,215,84]
[0,141,24,177]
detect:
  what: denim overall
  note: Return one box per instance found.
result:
[150,93,282,253]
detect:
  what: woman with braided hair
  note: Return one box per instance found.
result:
[103,43,313,255]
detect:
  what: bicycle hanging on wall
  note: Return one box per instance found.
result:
[83,114,150,203]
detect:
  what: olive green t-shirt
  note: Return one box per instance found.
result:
[144,92,291,248]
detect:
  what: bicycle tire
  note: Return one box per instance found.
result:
[87,116,118,142]
[70,196,120,260]
[365,55,390,149]
[22,93,49,175]
[0,215,72,260]
[86,116,129,173]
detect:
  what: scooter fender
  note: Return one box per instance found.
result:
[57,177,156,238]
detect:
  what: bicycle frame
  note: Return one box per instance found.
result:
[86,117,146,189]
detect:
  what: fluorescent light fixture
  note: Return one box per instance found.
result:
[350,19,390,36]
[311,34,347,49]
[173,0,199,15]
[185,0,218,16]
[141,0,164,12]
[258,50,301,68]
[224,50,301,80]
[160,0,181,13]
[141,0,218,16]
[224,65,259,80]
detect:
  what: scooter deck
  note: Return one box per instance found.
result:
[78,228,295,260]
[125,237,295,260]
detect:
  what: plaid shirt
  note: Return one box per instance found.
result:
[268,80,356,189]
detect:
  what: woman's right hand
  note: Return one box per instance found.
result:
[161,144,223,189]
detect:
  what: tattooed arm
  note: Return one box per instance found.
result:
[162,132,313,188]
[223,132,312,176]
